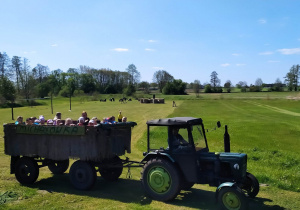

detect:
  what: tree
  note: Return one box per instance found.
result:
[0,52,11,79]
[193,80,201,97]
[0,76,16,120]
[153,70,174,93]
[11,56,22,93]
[224,80,232,93]
[236,81,248,92]
[285,64,300,91]
[273,78,283,92]
[253,78,263,92]
[139,81,150,94]
[162,79,186,95]
[126,64,140,85]
[210,71,221,91]
[32,64,49,84]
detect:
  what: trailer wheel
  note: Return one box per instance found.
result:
[141,158,181,201]
[69,160,96,190]
[218,186,248,210]
[15,157,39,185]
[99,156,123,181]
[48,159,69,174]
[243,172,259,198]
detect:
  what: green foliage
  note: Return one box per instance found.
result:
[162,79,186,95]
[123,84,136,96]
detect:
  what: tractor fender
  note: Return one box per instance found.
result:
[141,152,175,163]
[215,182,238,201]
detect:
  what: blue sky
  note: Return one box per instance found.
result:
[1,0,300,86]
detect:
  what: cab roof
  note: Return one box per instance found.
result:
[146,117,202,126]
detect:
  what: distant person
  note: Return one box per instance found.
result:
[15,116,23,125]
[53,112,62,125]
[118,110,123,122]
[25,118,32,125]
[88,119,95,126]
[65,118,74,126]
[47,119,54,125]
[56,119,63,126]
[172,101,176,107]
[39,115,45,125]
[122,116,127,123]
[81,111,90,125]
[77,117,85,126]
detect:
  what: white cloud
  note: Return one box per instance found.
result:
[277,48,300,55]
[152,67,164,70]
[258,18,267,24]
[259,51,273,55]
[236,63,246,66]
[111,48,129,52]
[268,60,280,63]
[232,53,240,56]
[148,40,157,43]
[23,51,36,54]
[145,48,155,51]
[51,44,58,47]
[221,63,230,67]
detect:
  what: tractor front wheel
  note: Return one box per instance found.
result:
[243,172,259,198]
[141,158,181,201]
[218,186,248,210]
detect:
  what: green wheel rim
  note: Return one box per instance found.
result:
[147,166,172,194]
[222,191,241,210]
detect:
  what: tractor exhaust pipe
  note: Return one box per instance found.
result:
[224,125,230,152]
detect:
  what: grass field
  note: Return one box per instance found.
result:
[1,92,300,209]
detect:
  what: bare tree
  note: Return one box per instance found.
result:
[210,71,221,90]
[126,64,140,85]
[284,64,300,91]
[193,79,201,97]
[153,70,174,93]
[0,52,11,79]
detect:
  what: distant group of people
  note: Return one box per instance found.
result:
[15,110,128,126]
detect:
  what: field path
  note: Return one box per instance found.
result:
[245,101,300,117]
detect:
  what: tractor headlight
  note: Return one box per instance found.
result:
[234,163,239,170]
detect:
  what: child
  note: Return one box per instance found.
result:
[118,111,123,122]
[78,117,85,126]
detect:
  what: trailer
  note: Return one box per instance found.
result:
[3,122,139,190]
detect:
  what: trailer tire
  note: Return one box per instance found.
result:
[69,160,96,190]
[99,156,123,181]
[48,159,69,174]
[141,158,181,201]
[243,172,259,198]
[15,157,39,185]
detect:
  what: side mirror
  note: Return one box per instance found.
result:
[217,121,221,128]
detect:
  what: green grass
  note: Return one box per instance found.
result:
[1,92,300,209]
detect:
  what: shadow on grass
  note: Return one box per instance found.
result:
[30,174,285,210]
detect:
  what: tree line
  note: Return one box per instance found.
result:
[0,51,299,106]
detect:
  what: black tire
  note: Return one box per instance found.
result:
[99,156,123,181]
[141,158,181,201]
[48,159,69,174]
[180,180,194,191]
[243,172,259,198]
[218,186,248,210]
[69,160,96,190]
[15,157,39,185]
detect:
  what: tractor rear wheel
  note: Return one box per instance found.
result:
[15,157,39,185]
[141,158,181,201]
[218,186,248,210]
[69,160,96,190]
[48,159,69,174]
[243,172,259,198]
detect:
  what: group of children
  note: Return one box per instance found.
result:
[14,110,128,126]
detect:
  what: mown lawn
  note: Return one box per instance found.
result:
[0,92,300,209]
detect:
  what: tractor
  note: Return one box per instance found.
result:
[141,117,259,209]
